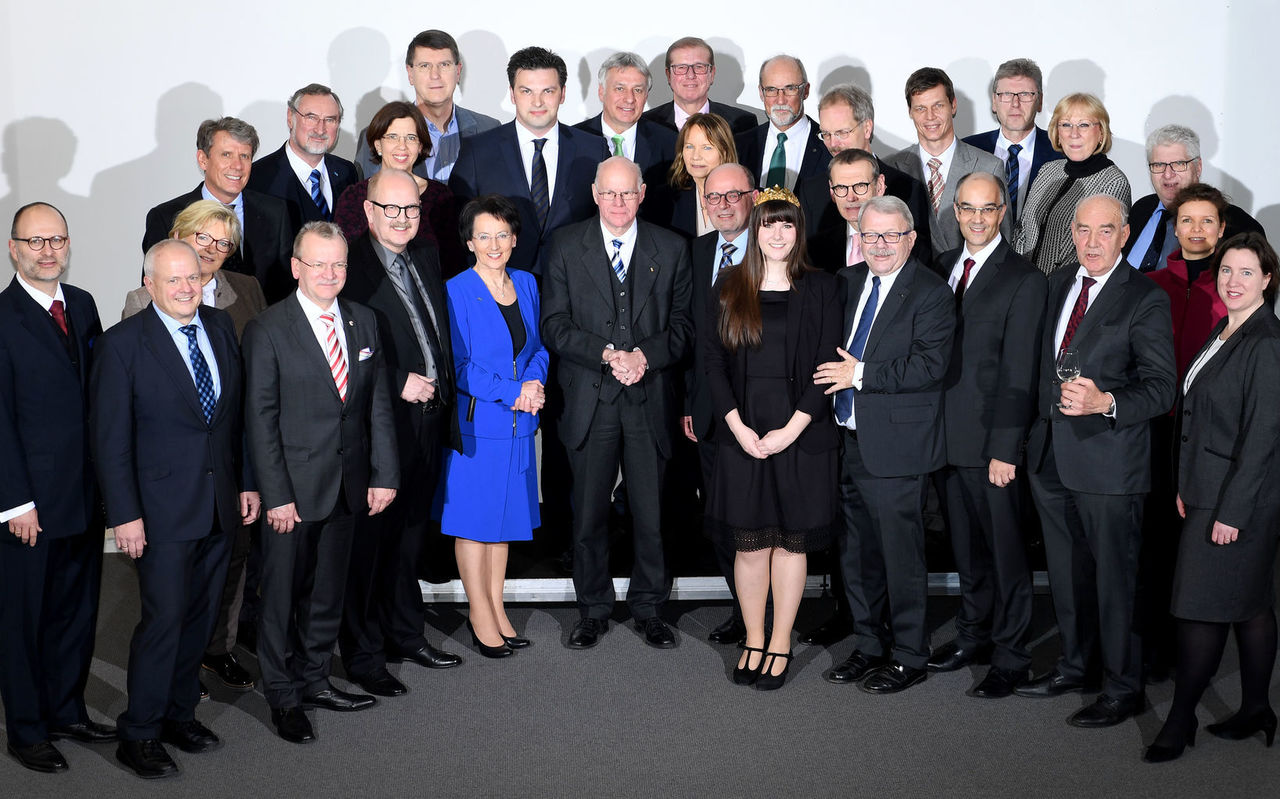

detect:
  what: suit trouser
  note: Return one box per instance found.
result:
[838,432,931,669]
[568,398,669,620]
[941,465,1034,671]
[1029,446,1144,701]
[119,530,230,740]
[259,506,354,709]
[0,529,102,748]
[697,438,739,610]
[340,406,446,679]
[205,522,252,656]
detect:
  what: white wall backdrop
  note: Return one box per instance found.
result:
[2,1,1275,321]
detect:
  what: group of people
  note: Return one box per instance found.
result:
[2,28,1277,780]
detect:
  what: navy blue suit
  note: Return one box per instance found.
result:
[247,144,358,234]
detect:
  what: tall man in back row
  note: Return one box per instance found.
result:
[642,36,758,135]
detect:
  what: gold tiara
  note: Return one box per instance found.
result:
[755,185,800,207]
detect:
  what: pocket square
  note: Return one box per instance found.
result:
[358,347,374,361]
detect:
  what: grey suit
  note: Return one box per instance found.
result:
[122,270,266,340]
[887,141,1012,261]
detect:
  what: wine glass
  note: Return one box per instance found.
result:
[1055,349,1080,409]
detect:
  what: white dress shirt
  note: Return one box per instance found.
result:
[295,289,348,366]
[759,115,811,191]
[837,263,906,429]
[284,144,334,210]
[995,130,1036,214]
[947,233,1003,293]
[515,121,559,205]
[601,121,638,160]
[600,219,638,272]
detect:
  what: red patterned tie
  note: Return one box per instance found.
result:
[50,299,68,335]
[1058,277,1096,353]
[954,257,975,305]
[320,312,348,402]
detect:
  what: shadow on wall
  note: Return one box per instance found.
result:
[328,27,395,161]
[1144,94,1255,215]
[456,30,513,122]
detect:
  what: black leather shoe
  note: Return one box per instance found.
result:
[824,650,889,684]
[755,650,794,691]
[927,640,991,672]
[1014,669,1085,698]
[7,741,68,773]
[51,719,117,743]
[199,680,210,702]
[637,617,677,649]
[160,719,221,753]
[301,685,377,712]
[709,616,747,645]
[799,613,853,647]
[352,670,407,697]
[387,642,462,669]
[115,739,178,779]
[1145,719,1197,763]
[201,652,254,691]
[502,634,532,649]
[860,661,928,694]
[971,666,1028,698]
[567,618,608,649]
[1068,694,1144,728]
[271,708,315,744]
[467,620,513,659]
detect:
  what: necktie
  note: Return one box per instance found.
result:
[611,135,625,158]
[927,157,944,215]
[49,299,68,336]
[718,242,736,277]
[1005,143,1022,220]
[847,232,862,266]
[1059,276,1096,353]
[319,312,348,402]
[1139,209,1168,272]
[530,138,550,230]
[766,132,788,188]
[390,253,444,386]
[180,325,217,423]
[611,238,627,283]
[309,168,330,220]
[834,275,881,424]
[955,257,975,306]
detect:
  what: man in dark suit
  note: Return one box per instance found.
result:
[354,29,500,182]
[450,46,606,275]
[962,59,1063,225]
[248,84,357,235]
[887,68,1011,262]
[814,195,955,694]
[641,36,757,135]
[736,55,830,192]
[681,163,757,645]
[339,169,461,695]
[143,117,294,302]
[91,240,260,778]
[1,203,112,774]
[930,173,1046,697]
[542,156,693,649]
[1016,195,1176,728]
[244,222,398,743]
[574,51,678,226]
[1124,124,1265,272]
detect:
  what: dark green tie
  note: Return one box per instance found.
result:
[765,132,788,188]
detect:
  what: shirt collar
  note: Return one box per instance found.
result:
[294,288,340,320]
[714,230,748,261]
[284,142,328,186]
[673,100,710,130]
[14,271,64,310]
[768,114,809,141]
[1074,255,1124,291]
[152,302,204,335]
[600,219,638,248]
[201,183,242,210]
[963,232,1003,262]
[425,109,459,136]
[996,129,1035,150]
[515,120,559,149]
[918,136,957,168]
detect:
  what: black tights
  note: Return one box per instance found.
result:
[1154,608,1278,745]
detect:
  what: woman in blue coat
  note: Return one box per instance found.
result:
[440,195,548,658]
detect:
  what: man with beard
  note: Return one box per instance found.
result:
[735,55,830,191]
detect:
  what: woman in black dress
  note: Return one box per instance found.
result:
[704,188,842,690]
[1145,232,1280,762]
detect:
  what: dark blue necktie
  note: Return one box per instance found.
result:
[180,325,217,424]
[834,275,880,424]
[530,138,550,230]
[309,168,330,220]
[1005,143,1022,220]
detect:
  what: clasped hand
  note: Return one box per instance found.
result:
[512,379,545,413]
[605,348,647,386]
[401,372,436,403]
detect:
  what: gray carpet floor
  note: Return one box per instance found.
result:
[3,555,1279,798]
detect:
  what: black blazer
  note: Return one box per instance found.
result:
[939,241,1047,467]
[142,184,294,303]
[0,279,101,538]
[735,116,831,189]
[573,115,677,227]
[340,234,460,454]
[1025,263,1176,494]
[1176,305,1280,525]
[837,258,955,477]
[541,218,693,457]
[684,230,746,438]
[247,144,358,234]
[1123,193,1266,262]
[449,122,606,275]
[243,296,398,521]
[962,127,1063,209]
[703,268,843,453]
[90,306,245,542]
[643,101,758,135]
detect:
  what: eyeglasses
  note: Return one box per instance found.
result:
[1148,157,1199,174]
[830,182,872,198]
[704,190,749,206]
[859,231,910,244]
[817,128,859,143]
[955,203,1005,217]
[1057,121,1098,134]
[669,62,711,76]
[194,232,235,253]
[381,132,420,145]
[595,189,641,203]
[294,257,348,272]
[369,200,422,219]
[292,110,340,127]
[761,83,807,98]
[12,235,68,250]
[472,232,513,244]
[994,91,1038,104]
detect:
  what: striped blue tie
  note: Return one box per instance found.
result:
[611,238,626,283]
[180,325,217,424]
[309,168,330,220]
[1005,144,1022,221]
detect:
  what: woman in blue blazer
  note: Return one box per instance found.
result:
[440,195,548,658]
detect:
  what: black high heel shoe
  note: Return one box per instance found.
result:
[467,621,512,659]
[732,645,764,685]
[754,651,793,691]
[1144,719,1197,763]
[1207,707,1277,746]
[501,634,532,649]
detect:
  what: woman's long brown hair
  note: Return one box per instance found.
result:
[717,198,810,351]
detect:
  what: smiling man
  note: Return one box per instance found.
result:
[642,36,757,135]
[735,54,830,191]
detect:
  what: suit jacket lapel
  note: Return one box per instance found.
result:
[1184,306,1271,395]
[842,267,868,342]
[498,126,530,200]
[865,261,914,358]
[338,299,363,399]
[204,315,235,424]
[10,283,75,369]
[285,297,342,403]
[629,225,658,318]
[141,309,208,422]
[963,242,1007,304]
[784,275,806,371]
[580,223,617,306]
[1070,266,1128,348]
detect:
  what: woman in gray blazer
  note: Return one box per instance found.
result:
[1146,232,1280,762]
